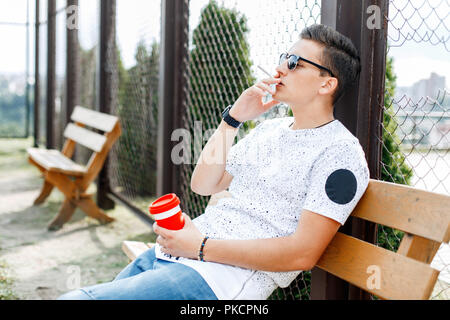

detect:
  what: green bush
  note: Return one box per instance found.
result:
[377,55,413,252]
[0,78,27,137]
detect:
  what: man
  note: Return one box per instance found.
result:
[58,24,369,300]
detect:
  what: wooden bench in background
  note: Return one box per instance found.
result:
[28,106,121,231]
[122,179,450,300]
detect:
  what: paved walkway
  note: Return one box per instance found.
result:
[0,138,155,300]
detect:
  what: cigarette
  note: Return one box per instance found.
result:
[257,65,273,78]
[257,65,278,97]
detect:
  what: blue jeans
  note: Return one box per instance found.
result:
[57,246,218,300]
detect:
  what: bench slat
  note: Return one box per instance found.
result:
[397,233,441,264]
[71,106,118,132]
[27,148,86,177]
[316,232,440,300]
[122,241,153,261]
[64,123,107,153]
[352,180,450,243]
[208,183,450,244]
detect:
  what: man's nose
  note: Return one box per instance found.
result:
[275,62,288,77]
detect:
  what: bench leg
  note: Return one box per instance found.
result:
[48,198,77,231]
[47,196,115,231]
[34,180,54,205]
[75,197,115,225]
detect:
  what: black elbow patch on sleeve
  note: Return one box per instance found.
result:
[325,169,357,205]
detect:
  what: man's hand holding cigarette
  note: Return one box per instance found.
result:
[229,69,282,123]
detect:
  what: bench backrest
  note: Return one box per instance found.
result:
[316,179,450,300]
[208,180,450,300]
[62,106,121,189]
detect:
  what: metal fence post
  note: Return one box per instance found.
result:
[66,0,79,126]
[25,0,31,138]
[97,0,116,210]
[348,2,389,300]
[312,0,388,300]
[157,0,190,197]
[34,0,40,147]
[46,0,56,149]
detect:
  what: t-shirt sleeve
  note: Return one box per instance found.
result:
[225,121,265,177]
[302,140,370,226]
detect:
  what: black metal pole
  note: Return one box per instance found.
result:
[66,0,79,126]
[25,0,30,138]
[348,0,388,299]
[33,0,40,147]
[97,0,116,210]
[157,0,190,197]
[46,0,56,149]
[311,0,388,300]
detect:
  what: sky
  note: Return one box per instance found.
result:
[0,0,448,89]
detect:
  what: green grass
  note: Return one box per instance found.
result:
[0,260,20,300]
[0,138,35,176]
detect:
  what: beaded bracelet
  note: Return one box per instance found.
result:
[198,236,209,262]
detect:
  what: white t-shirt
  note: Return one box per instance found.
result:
[155,116,370,300]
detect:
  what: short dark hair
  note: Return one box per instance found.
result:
[300,24,361,105]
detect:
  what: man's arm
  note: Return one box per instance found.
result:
[202,209,341,272]
[190,120,238,196]
[154,209,341,272]
[190,76,282,196]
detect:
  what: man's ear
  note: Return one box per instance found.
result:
[319,77,338,95]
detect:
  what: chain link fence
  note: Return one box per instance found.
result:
[108,0,161,211]
[73,0,100,164]
[378,0,450,299]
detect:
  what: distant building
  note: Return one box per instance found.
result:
[395,72,447,112]
[0,73,26,95]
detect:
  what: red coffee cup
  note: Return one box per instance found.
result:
[149,193,185,230]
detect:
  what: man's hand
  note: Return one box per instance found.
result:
[153,213,204,260]
[229,76,282,123]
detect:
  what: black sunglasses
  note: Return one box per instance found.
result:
[279,53,334,77]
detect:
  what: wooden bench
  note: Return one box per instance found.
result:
[122,179,450,300]
[28,106,121,231]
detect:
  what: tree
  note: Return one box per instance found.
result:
[181,0,257,217]
[188,0,256,134]
[115,40,159,197]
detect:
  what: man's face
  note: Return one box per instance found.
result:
[273,39,335,107]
